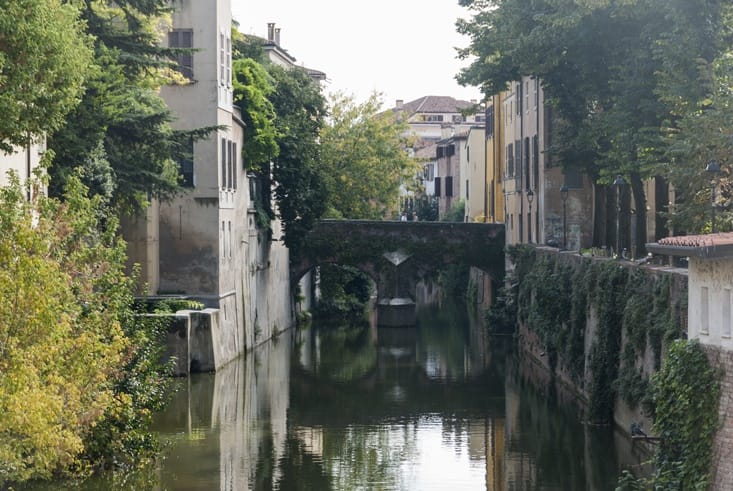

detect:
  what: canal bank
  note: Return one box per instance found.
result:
[505,244,732,488]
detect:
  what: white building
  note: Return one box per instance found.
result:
[0,141,46,198]
[122,0,294,366]
[648,233,733,350]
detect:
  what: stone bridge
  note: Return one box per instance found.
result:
[291,220,505,325]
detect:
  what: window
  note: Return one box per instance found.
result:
[232,142,238,189]
[221,138,227,188]
[436,146,444,159]
[434,177,442,197]
[507,143,514,177]
[515,139,522,180]
[220,33,226,85]
[516,83,522,115]
[226,36,231,86]
[452,114,463,123]
[446,144,455,157]
[724,289,732,338]
[466,179,469,199]
[474,115,485,123]
[486,106,495,137]
[169,29,193,79]
[227,140,233,190]
[178,137,194,187]
[466,146,470,162]
[424,114,444,122]
[525,81,530,113]
[524,137,531,189]
[534,78,539,110]
[445,176,454,197]
[701,286,709,334]
[533,135,539,192]
[424,163,435,181]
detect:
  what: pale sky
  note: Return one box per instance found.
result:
[232,0,482,109]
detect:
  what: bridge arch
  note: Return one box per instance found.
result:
[292,220,506,308]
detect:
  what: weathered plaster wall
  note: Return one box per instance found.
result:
[689,257,733,350]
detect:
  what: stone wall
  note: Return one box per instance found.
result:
[517,248,688,434]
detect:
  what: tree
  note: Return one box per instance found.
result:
[0,0,93,152]
[268,64,329,257]
[320,92,420,219]
[233,58,279,170]
[48,0,208,212]
[457,0,731,243]
[0,171,170,484]
[231,29,329,257]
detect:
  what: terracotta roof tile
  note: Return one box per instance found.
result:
[658,232,733,248]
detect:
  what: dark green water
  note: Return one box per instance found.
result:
[28,303,647,490]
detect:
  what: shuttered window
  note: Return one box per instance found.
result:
[169,29,193,79]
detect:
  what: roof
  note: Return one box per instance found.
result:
[646,232,733,258]
[414,143,437,160]
[396,96,475,115]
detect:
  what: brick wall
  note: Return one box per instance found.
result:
[703,345,733,489]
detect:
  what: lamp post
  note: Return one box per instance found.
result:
[706,159,721,233]
[560,185,569,249]
[526,188,534,243]
[614,175,626,257]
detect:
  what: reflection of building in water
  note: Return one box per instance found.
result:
[160,332,292,491]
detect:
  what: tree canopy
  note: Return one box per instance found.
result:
[47,0,206,212]
[0,0,93,152]
[320,92,420,220]
[0,172,170,484]
[457,0,733,235]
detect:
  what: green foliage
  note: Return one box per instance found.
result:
[266,64,328,257]
[0,174,171,485]
[0,0,93,152]
[48,0,213,213]
[457,0,733,239]
[651,340,720,489]
[320,92,421,219]
[507,246,685,424]
[314,265,373,321]
[233,58,279,170]
[616,340,720,490]
[441,199,466,222]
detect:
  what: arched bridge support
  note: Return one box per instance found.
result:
[291,220,506,325]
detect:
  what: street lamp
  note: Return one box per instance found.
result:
[560,185,569,249]
[526,188,534,243]
[614,175,626,257]
[706,159,721,233]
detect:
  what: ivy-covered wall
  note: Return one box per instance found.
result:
[506,245,728,487]
[509,246,688,427]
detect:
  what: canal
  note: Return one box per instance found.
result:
[145,301,645,490]
[34,301,646,490]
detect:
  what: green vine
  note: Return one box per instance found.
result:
[617,340,720,490]
[506,245,686,424]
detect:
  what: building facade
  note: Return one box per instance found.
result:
[122,0,295,366]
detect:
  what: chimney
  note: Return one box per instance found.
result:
[267,23,275,43]
[396,99,404,109]
[275,28,281,46]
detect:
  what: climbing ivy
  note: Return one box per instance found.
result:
[616,340,720,490]
[506,245,685,424]
[651,340,720,489]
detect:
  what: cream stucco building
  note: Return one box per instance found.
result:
[122,0,298,367]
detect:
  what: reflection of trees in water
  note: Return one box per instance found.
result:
[503,355,625,491]
[296,323,378,383]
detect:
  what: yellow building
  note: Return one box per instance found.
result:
[485,94,504,224]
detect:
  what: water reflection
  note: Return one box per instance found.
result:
[141,302,640,490]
